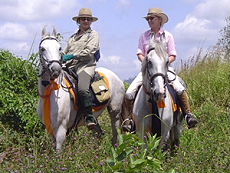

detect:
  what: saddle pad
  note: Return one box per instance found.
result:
[167,84,179,112]
[91,72,111,103]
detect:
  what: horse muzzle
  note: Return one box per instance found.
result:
[152,88,166,102]
[49,62,62,79]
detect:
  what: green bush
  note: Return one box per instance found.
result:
[0,50,41,134]
[106,130,174,173]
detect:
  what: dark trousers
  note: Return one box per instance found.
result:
[77,71,92,108]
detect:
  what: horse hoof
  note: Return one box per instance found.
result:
[56,149,62,154]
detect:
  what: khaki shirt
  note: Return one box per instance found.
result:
[64,28,99,77]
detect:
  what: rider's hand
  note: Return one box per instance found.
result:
[63,54,75,62]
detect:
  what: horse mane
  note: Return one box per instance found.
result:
[151,40,168,61]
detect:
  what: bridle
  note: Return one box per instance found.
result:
[38,37,63,77]
[146,48,167,85]
[145,47,168,100]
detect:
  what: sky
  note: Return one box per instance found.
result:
[0,0,229,80]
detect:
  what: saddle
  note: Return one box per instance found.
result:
[63,68,111,111]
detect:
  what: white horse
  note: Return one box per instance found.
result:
[37,28,125,151]
[133,39,183,150]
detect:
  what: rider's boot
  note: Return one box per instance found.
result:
[79,91,97,128]
[178,91,198,129]
[124,97,134,117]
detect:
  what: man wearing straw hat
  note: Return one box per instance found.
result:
[125,8,198,129]
[63,8,100,128]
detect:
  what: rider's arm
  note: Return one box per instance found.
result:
[78,30,99,60]
[137,32,147,63]
[169,55,176,63]
[137,53,145,62]
[167,32,176,64]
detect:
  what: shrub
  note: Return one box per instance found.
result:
[0,50,41,134]
[106,130,174,173]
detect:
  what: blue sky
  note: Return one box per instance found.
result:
[0,0,229,80]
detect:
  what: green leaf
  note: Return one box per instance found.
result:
[116,151,127,161]
[132,159,145,166]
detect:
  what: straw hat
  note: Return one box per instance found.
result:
[144,8,168,24]
[72,8,98,22]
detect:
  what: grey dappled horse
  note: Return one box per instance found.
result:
[133,38,183,150]
[37,28,125,151]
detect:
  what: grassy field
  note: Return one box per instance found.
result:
[163,58,229,173]
[0,51,229,172]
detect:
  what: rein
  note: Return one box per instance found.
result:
[147,47,155,54]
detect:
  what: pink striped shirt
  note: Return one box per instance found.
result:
[137,29,176,57]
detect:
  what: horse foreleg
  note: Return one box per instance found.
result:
[134,114,144,139]
[172,111,183,148]
[55,124,67,151]
[107,107,121,146]
[160,115,172,150]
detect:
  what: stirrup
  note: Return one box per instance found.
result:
[121,118,135,133]
[85,115,97,127]
[86,121,96,127]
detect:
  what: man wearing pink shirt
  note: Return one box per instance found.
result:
[125,8,198,129]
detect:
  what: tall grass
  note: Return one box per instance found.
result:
[163,53,229,172]
[0,49,229,172]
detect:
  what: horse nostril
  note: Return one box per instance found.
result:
[50,64,61,79]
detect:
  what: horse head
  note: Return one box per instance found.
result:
[142,39,169,102]
[39,27,62,80]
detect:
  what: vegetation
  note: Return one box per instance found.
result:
[0,18,229,173]
[163,56,229,173]
[0,51,41,134]
[0,47,229,172]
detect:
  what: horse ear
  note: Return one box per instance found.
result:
[52,27,57,37]
[42,27,46,36]
[42,26,48,39]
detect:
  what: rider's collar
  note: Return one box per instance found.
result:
[149,28,164,37]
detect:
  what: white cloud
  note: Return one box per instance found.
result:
[173,0,229,60]
[193,0,229,21]
[174,15,216,43]
[107,55,121,65]
[0,23,30,40]
[118,0,131,6]
[0,0,78,21]
[98,54,121,64]
[0,41,31,57]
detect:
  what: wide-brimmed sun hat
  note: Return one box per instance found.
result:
[144,8,168,24]
[72,8,98,22]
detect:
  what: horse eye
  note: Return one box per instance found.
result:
[59,47,62,51]
[40,47,45,52]
[148,60,152,66]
